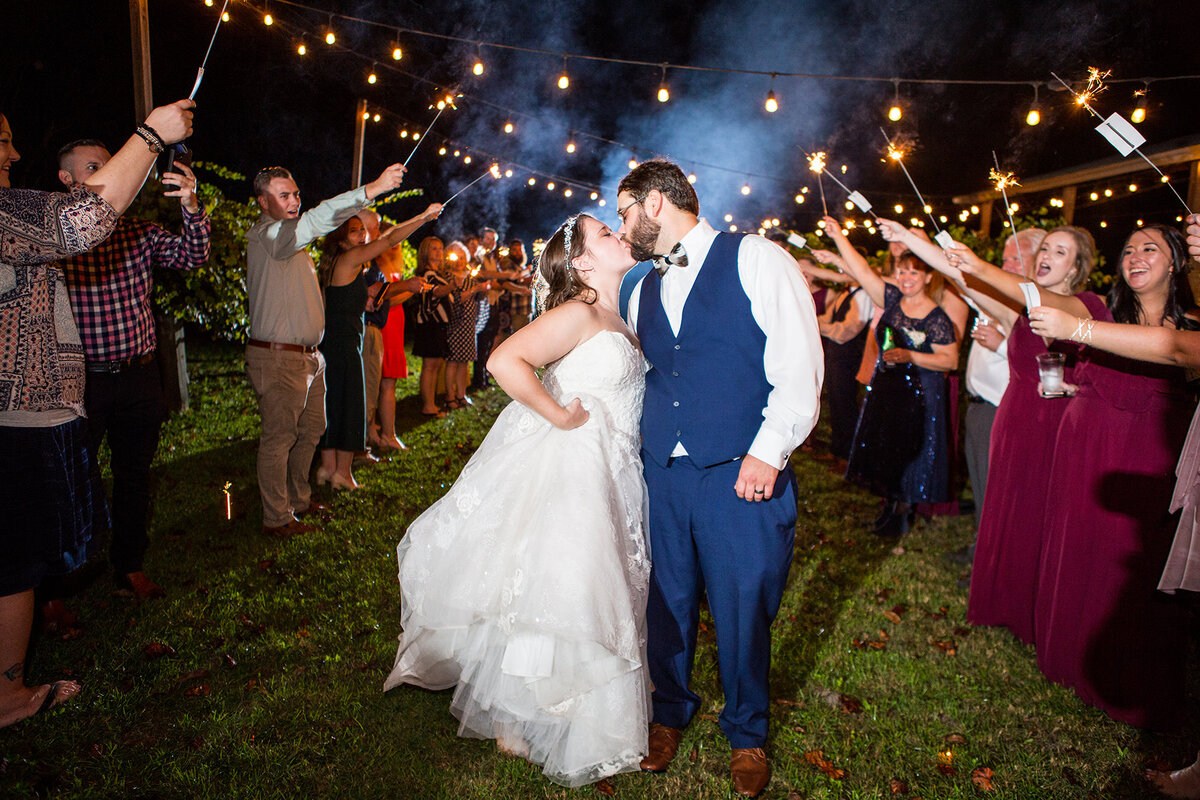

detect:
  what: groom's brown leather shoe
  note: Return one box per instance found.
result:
[730,747,770,797]
[639,723,684,772]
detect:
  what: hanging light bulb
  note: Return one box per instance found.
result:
[361,111,369,120]
[628,158,638,169]
[795,194,805,204]
[687,173,697,184]
[657,65,670,103]
[888,79,902,121]
[724,214,733,222]
[399,129,408,138]
[372,113,381,123]
[222,10,230,21]
[473,45,485,76]
[412,133,419,141]
[367,66,378,85]
[297,41,307,56]
[528,177,536,186]
[504,168,514,178]
[547,182,555,190]
[564,188,573,198]
[566,135,576,154]
[391,44,403,60]
[558,57,570,90]
[741,184,751,195]
[464,155,472,164]
[598,198,607,207]
[325,26,336,45]
[764,90,779,113]
[1131,82,1149,124]
[438,146,447,155]
[264,10,273,25]
[1026,82,1041,126]
[504,120,514,134]
[204,0,213,6]
[590,191,598,200]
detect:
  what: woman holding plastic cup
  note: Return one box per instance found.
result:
[1028,224,1197,730]
[878,221,1103,644]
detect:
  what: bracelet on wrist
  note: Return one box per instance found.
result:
[134,124,166,154]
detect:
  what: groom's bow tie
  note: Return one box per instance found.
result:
[654,242,688,276]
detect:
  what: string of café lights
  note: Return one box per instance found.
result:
[201,0,1196,236]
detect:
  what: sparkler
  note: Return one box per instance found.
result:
[404,91,461,167]
[807,151,829,215]
[1052,69,1193,215]
[990,152,1026,275]
[801,148,877,219]
[223,481,232,520]
[442,163,502,207]
[880,128,951,246]
[190,0,231,100]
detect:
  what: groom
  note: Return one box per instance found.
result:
[618,160,822,797]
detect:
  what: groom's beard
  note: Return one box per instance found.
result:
[625,215,661,263]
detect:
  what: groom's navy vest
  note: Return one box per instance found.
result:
[639,232,771,467]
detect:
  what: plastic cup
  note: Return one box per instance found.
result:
[1037,352,1066,395]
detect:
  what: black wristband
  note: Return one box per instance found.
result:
[135,124,165,154]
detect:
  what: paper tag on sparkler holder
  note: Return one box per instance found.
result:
[934,231,955,250]
[786,232,809,250]
[846,191,873,214]
[1095,112,1147,157]
[1018,282,1042,312]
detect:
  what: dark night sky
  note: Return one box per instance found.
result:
[2,0,1198,255]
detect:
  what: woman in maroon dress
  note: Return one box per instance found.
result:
[880,222,1101,644]
[1033,224,1197,730]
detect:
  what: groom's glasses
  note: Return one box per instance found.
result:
[617,194,648,226]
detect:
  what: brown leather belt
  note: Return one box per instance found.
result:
[247,338,317,354]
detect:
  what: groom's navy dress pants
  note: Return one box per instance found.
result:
[643,454,797,748]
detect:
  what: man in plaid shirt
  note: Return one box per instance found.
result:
[58,139,211,600]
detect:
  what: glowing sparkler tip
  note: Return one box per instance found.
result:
[489,164,501,179]
[807,151,827,174]
[988,168,1021,191]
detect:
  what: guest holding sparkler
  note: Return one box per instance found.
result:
[0,99,193,728]
[1029,224,1197,730]
[878,220,1101,644]
[444,241,492,409]
[815,217,958,537]
[412,237,453,417]
[315,206,440,490]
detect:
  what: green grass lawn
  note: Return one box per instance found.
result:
[1,340,1196,799]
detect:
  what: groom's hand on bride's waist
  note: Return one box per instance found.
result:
[735,455,779,502]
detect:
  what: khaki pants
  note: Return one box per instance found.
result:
[362,324,384,432]
[245,346,326,527]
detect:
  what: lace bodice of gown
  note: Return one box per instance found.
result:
[540,329,646,444]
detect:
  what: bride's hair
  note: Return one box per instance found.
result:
[536,214,598,313]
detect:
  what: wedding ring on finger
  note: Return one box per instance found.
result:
[753,488,765,495]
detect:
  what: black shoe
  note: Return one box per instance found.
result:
[872,501,896,530]
[873,510,910,538]
[943,543,975,565]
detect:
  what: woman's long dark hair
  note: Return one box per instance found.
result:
[1108,224,1198,329]
[316,218,356,289]
[537,214,597,312]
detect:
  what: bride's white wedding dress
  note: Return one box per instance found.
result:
[384,329,651,787]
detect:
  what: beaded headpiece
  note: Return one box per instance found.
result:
[561,214,580,266]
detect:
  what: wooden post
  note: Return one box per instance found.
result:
[129,0,153,123]
[352,99,367,188]
[978,199,993,237]
[1061,185,1077,224]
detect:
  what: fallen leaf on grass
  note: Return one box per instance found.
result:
[142,642,176,659]
[689,745,699,763]
[930,639,957,656]
[890,778,909,794]
[935,764,956,776]
[175,669,211,684]
[183,683,211,697]
[839,694,864,714]
[882,610,902,624]
[595,778,615,795]
[803,749,846,780]
[944,734,967,745]
[971,767,995,791]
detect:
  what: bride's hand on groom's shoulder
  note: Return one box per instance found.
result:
[555,398,590,430]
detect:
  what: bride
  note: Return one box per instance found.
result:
[384,213,651,787]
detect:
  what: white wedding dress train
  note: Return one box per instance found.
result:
[384,330,651,787]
